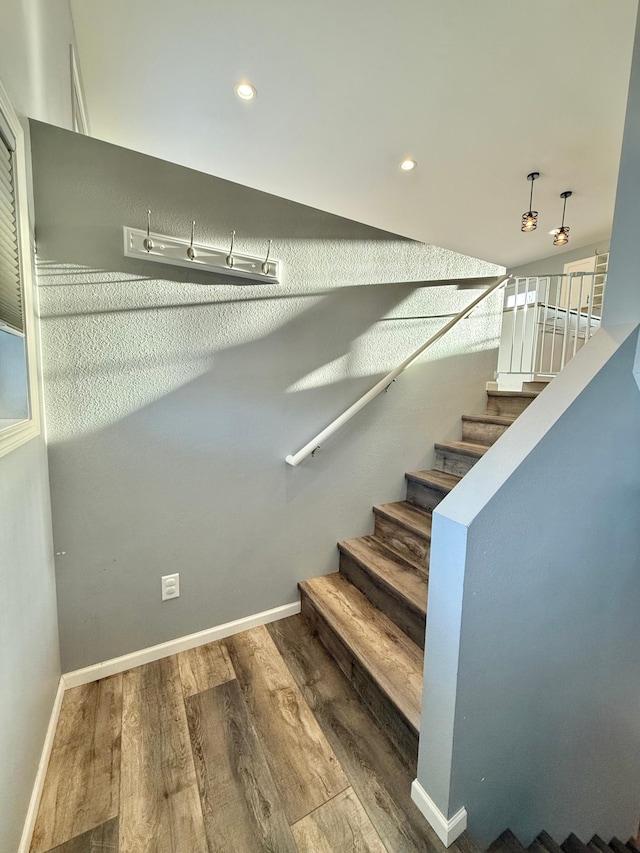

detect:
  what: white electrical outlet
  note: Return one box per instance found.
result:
[161,573,180,601]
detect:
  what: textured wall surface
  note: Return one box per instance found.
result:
[418,326,640,846]
[0,3,76,850]
[30,122,504,671]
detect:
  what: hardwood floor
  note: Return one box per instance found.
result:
[31,676,122,853]
[31,615,460,853]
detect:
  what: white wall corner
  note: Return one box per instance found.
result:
[62,600,301,688]
[411,779,467,847]
[18,678,65,853]
[633,325,640,392]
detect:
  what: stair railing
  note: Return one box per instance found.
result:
[496,272,607,387]
[285,274,511,466]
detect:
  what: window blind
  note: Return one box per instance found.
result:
[0,122,23,333]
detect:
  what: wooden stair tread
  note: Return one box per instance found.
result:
[339,536,428,614]
[299,573,423,733]
[372,501,432,540]
[434,440,491,458]
[405,469,461,492]
[462,413,517,426]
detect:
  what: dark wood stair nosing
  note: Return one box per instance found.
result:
[486,389,539,399]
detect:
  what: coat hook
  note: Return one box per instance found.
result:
[226,230,236,268]
[187,220,196,260]
[143,209,154,252]
[261,239,273,275]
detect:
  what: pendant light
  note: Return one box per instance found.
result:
[553,191,572,246]
[521,172,540,232]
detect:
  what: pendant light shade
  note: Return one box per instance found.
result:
[521,172,540,232]
[553,191,572,246]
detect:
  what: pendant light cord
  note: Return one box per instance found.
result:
[529,179,534,212]
[560,195,567,228]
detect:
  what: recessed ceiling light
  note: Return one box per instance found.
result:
[400,159,417,171]
[235,82,256,101]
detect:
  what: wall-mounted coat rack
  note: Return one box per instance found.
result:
[123,212,280,283]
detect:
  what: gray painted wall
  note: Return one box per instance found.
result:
[510,240,611,279]
[419,325,640,846]
[0,2,76,850]
[30,122,504,671]
[417,9,640,845]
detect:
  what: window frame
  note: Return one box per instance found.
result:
[0,78,41,457]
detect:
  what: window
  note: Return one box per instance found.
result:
[0,79,40,456]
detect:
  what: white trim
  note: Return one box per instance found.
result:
[63,600,301,688]
[18,679,65,853]
[19,601,300,847]
[0,76,42,458]
[411,779,467,847]
[70,44,90,135]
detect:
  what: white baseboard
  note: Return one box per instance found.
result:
[20,600,300,847]
[411,779,467,847]
[63,600,301,688]
[18,677,65,853]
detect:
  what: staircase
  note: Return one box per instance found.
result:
[299,388,538,768]
[297,384,640,849]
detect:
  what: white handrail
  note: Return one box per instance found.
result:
[285,274,511,466]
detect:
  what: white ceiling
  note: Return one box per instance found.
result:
[70,0,637,268]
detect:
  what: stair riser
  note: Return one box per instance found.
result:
[434,448,479,477]
[300,588,419,769]
[373,513,430,570]
[405,479,449,511]
[486,395,535,416]
[461,419,510,445]
[339,551,426,649]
